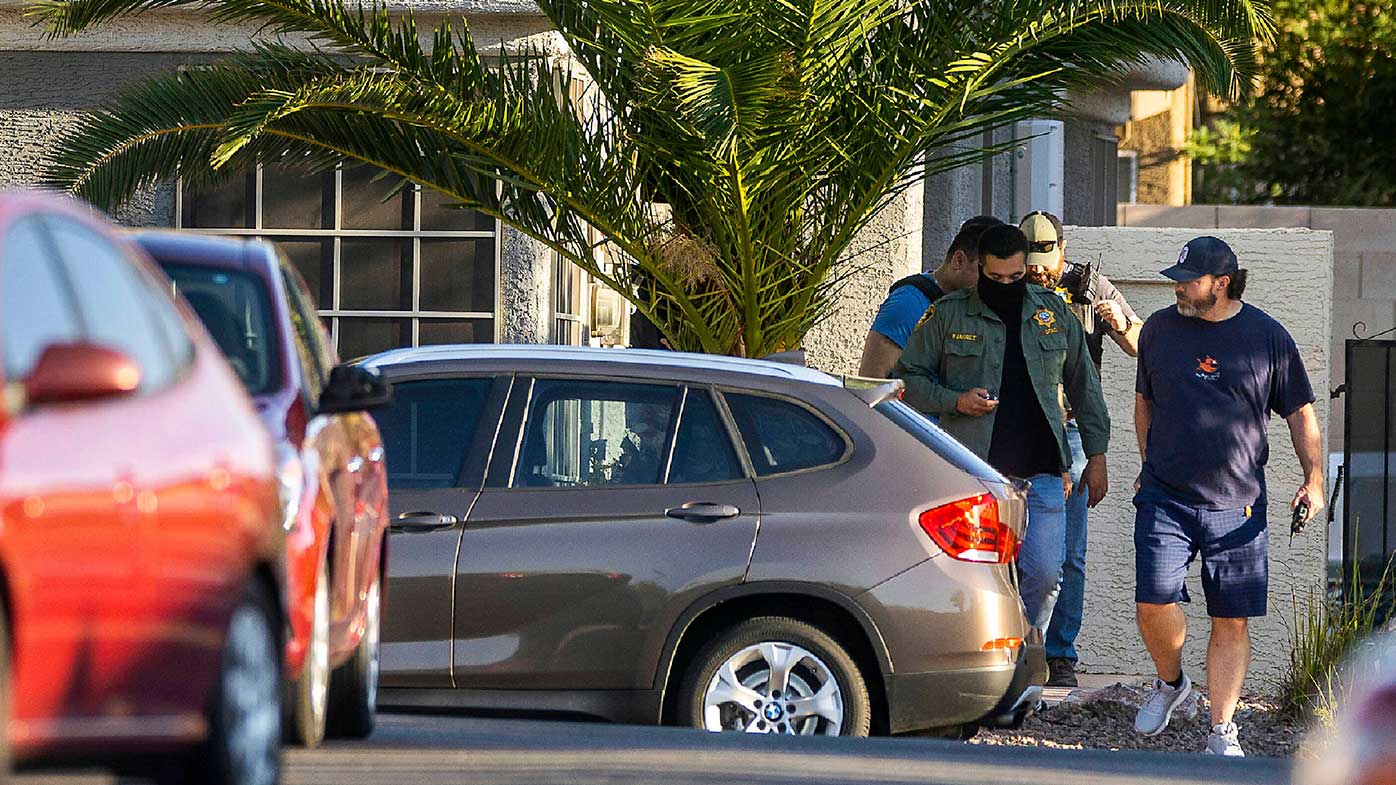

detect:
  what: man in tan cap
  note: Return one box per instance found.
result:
[1019,210,1142,688]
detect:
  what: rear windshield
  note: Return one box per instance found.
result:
[874,399,1004,483]
[161,263,282,395]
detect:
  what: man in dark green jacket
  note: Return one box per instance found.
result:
[894,223,1110,635]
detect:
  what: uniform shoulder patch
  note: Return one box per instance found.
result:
[913,303,937,331]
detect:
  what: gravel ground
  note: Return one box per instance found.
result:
[969,682,1308,758]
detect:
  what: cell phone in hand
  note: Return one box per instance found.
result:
[983,392,998,402]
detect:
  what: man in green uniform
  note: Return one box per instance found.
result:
[894,223,1111,636]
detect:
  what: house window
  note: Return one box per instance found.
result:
[552,250,588,346]
[1118,150,1140,204]
[177,164,500,359]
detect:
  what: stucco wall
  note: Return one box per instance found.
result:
[1066,226,1333,689]
[804,185,924,374]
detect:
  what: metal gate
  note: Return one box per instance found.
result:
[1343,337,1396,586]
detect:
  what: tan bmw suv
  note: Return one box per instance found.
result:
[362,345,1043,738]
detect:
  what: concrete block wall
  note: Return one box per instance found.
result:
[1120,204,1396,453]
[1067,226,1333,688]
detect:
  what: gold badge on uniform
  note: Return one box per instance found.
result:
[1034,307,1061,335]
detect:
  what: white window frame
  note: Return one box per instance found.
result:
[1118,149,1140,205]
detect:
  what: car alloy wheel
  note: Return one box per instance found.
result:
[287,559,330,748]
[326,565,382,738]
[704,642,844,734]
[681,616,870,737]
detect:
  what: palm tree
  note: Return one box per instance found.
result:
[36,0,1271,356]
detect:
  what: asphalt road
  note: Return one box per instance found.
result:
[17,712,1293,785]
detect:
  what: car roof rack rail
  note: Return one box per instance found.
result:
[842,376,904,407]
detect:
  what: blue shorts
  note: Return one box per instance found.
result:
[1133,490,1269,618]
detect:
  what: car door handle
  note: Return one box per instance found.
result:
[665,502,740,523]
[391,511,458,533]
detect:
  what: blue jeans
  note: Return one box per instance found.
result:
[1018,473,1067,635]
[1046,421,1089,662]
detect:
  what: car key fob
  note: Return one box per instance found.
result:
[1291,500,1310,536]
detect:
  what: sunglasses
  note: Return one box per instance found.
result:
[1029,240,1059,253]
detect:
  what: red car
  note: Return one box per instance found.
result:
[0,192,284,783]
[134,231,391,747]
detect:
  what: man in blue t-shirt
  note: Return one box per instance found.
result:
[1130,236,1324,757]
[857,216,1002,377]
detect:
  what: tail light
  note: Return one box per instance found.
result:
[982,637,1023,652]
[918,493,1020,564]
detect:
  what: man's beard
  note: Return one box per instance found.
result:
[1026,268,1061,289]
[1176,291,1217,317]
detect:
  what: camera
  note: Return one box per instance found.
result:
[1057,260,1099,306]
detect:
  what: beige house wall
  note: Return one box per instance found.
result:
[1117,74,1195,206]
[1067,226,1332,687]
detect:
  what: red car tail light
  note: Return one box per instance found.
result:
[918,493,1019,564]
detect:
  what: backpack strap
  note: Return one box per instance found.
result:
[888,273,944,301]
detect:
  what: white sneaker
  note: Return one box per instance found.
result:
[1204,722,1245,756]
[1134,675,1192,736]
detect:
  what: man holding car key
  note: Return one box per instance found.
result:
[895,223,1111,639]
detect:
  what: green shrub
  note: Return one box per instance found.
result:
[1281,554,1396,724]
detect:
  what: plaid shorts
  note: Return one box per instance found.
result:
[1133,490,1269,618]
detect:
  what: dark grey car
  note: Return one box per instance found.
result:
[360,345,1043,737]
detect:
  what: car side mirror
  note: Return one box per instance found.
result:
[317,364,391,415]
[22,342,142,408]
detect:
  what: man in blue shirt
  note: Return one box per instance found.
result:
[1130,237,1325,757]
[858,216,1002,378]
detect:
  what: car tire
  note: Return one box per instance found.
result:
[173,580,281,785]
[285,558,330,748]
[0,601,12,778]
[326,564,381,739]
[678,616,871,737]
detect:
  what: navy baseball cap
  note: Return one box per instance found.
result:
[1161,236,1239,282]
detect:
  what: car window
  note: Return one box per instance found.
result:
[875,399,1004,483]
[162,263,281,395]
[515,379,678,489]
[668,389,743,484]
[280,262,334,401]
[1,216,83,381]
[723,392,847,477]
[45,215,184,391]
[377,377,492,489]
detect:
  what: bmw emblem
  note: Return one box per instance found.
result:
[763,703,784,721]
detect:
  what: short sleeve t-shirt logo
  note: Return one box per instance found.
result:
[1135,303,1316,509]
[1195,355,1221,381]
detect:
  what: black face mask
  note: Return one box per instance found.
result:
[978,273,1027,311]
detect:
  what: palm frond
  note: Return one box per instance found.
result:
[37,0,1273,357]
